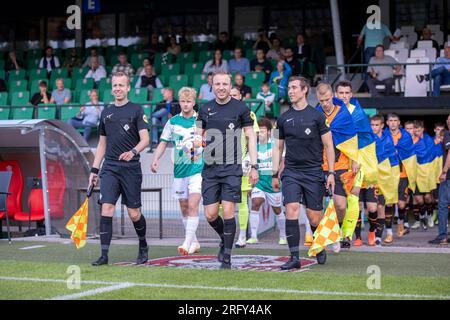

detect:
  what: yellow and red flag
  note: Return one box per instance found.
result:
[308,199,341,257]
[65,185,93,249]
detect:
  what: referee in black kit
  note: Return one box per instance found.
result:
[272,76,335,270]
[89,71,150,266]
[197,72,259,269]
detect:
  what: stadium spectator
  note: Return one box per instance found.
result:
[151,88,178,147]
[5,51,23,72]
[295,33,312,62]
[229,47,250,75]
[230,86,243,101]
[134,64,163,101]
[256,82,276,113]
[112,52,135,77]
[429,115,450,244]
[143,33,164,60]
[431,43,450,97]
[250,49,273,81]
[213,31,235,51]
[203,49,229,74]
[50,78,71,105]
[412,28,440,54]
[357,22,399,66]
[285,47,303,77]
[67,89,104,141]
[39,46,60,73]
[30,80,50,106]
[85,56,107,86]
[267,38,286,61]
[136,58,151,77]
[82,47,106,68]
[166,36,181,56]
[366,45,401,97]
[63,48,83,75]
[234,73,252,100]
[269,60,292,103]
[198,72,216,101]
[253,28,272,53]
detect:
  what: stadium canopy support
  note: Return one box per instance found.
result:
[0,120,94,236]
[330,0,345,79]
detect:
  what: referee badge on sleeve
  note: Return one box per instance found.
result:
[143,114,148,123]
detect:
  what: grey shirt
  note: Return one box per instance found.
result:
[51,88,71,105]
[368,55,398,81]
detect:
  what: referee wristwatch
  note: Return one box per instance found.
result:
[328,171,336,175]
[250,164,259,170]
[131,148,138,156]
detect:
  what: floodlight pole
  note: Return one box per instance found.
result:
[330,0,345,80]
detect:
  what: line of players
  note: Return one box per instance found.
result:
[150,81,448,259]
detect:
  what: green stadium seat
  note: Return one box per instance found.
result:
[245,49,256,60]
[129,88,149,103]
[36,104,56,119]
[60,104,81,121]
[8,80,28,93]
[158,75,168,87]
[127,44,143,55]
[169,75,188,96]
[184,63,203,84]
[0,60,4,70]
[75,78,94,91]
[0,92,8,105]
[223,50,234,61]
[197,51,213,64]
[105,65,113,75]
[141,103,153,118]
[153,53,173,72]
[131,53,147,70]
[27,58,41,69]
[27,49,43,59]
[192,42,209,52]
[0,70,5,80]
[106,46,124,65]
[192,74,208,91]
[151,87,166,103]
[50,68,69,83]
[71,67,90,84]
[8,70,26,81]
[98,77,112,92]
[78,89,92,104]
[161,63,180,77]
[267,84,280,118]
[241,40,253,50]
[177,52,195,70]
[282,37,296,48]
[11,105,33,119]
[100,89,114,104]
[28,68,47,80]
[0,106,10,119]
[245,72,265,89]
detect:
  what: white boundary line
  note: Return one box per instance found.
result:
[50,283,135,300]
[19,245,46,250]
[1,276,449,300]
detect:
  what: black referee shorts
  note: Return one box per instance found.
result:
[359,187,377,203]
[281,167,325,211]
[99,161,143,208]
[201,174,242,206]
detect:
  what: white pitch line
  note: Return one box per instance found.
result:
[0,276,449,300]
[19,245,46,250]
[50,283,135,300]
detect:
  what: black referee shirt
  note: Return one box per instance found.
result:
[197,97,253,178]
[98,102,148,165]
[276,105,329,170]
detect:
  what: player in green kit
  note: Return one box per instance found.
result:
[247,118,287,245]
[151,87,203,255]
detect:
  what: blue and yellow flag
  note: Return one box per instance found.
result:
[433,138,444,184]
[384,128,417,191]
[414,133,438,193]
[317,98,359,163]
[346,98,378,184]
[376,131,399,205]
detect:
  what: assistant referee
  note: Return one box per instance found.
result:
[272,76,335,269]
[89,71,150,266]
[197,72,259,269]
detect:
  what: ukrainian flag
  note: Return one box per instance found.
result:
[433,139,444,185]
[376,131,399,205]
[415,133,438,193]
[346,98,378,184]
[317,98,359,163]
[384,128,417,191]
